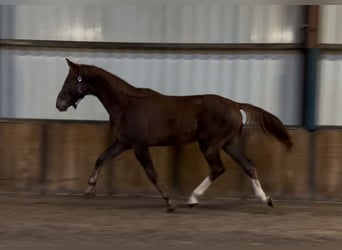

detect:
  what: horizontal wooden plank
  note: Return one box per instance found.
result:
[320,43,342,51]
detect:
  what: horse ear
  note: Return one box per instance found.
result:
[65,58,81,75]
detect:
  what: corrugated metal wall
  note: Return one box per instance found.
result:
[0,3,304,125]
[318,53,342,125]
[1,4,302,43]
[0,49,302,124]
[318,5,342,126]
[319,5,342,44]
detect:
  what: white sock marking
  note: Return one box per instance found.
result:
[240,109,247,124]
[86,185,94,193]
[89,176,97,184]
[188,177,212,204]
[251,179,267,202]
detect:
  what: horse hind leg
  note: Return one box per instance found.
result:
[133,146,175,213]
[223,141,273,207]
[188,142,226,207]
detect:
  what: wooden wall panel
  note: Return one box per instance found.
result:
[245,129,310,199]
[315,130,342,200]
[0,121,341,201]
[44,123,112,194]
[0,122,42,192]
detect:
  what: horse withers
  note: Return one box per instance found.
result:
[56,59,293,212]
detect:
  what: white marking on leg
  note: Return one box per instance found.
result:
[240,109,247,124]
[251,179,267,202]
[89,170,99,185]
[87,172,98,193]
[86,185,94,193]
[188,177,212,205]
[89,175,97,184]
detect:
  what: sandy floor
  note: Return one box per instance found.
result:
[0,194,341,247]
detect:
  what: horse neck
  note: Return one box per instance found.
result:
[85,67,140,124]
[86,65,160,99]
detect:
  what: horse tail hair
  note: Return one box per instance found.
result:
[239,103,293,152]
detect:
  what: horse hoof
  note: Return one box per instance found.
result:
[267,197,274,207]
[85,191,96,199]
[166,206,176,213]
[188,203,198,208]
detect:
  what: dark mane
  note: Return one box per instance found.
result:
[82,64,160,97]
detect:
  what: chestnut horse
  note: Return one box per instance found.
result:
[56,59,293,212]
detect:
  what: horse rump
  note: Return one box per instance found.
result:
[239,103,293,151]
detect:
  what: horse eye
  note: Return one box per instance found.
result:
[77,76,82,82]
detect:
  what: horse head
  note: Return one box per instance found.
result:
[56,58,90,111]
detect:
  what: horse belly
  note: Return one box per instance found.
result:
[153,119,198,146]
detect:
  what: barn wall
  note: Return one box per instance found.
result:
[1,4,303,43]
[0,122,42,193]
[317,6,342,126]
[1,3,342,201]
[0,121,341,201]
[0,49,303,125]
[0,4,304,125]
[317,53,342,126]
[319,5,342,44]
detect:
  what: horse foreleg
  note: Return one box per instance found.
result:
[86,140,129,197]
[133,146,175,213]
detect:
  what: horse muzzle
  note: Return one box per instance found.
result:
[56,98,69,112]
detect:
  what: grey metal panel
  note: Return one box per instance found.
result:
[1,4,304,43]
[320,5,342,44]
[0,49,302,125]
[317,54,342,125]
[0,50,12,116]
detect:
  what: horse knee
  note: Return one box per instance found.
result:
[210,167,226,181]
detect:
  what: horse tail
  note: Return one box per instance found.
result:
[239,103,293,152]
